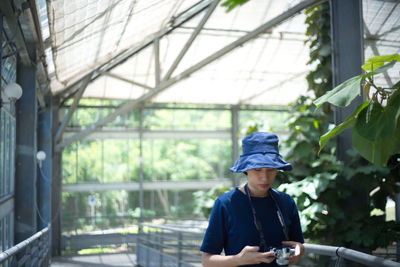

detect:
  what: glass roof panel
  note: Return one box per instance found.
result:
[363,0,400,89]
[74,0,311,106]
[47,0,199,87]
[46,0,399,106]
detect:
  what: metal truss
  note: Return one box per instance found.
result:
[55,0,326,151]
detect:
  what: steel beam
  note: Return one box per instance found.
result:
[55,0,215,98]
[63,129,231,140]
[163,0,220,81]
[15,61,37,243]
[37,95,53,230]
[55,0,325,151]
[138,108,144,224]
[62,179,237,192]
[100,71,153,90]
[231,105,239,187]
[54,75,91,142]
[0,0,32,65]
[51,96,62,256]
[330,0,364,163]
[238,71,307,104]
[154,38,161,86]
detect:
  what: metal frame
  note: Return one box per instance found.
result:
[330,0,364,163]
[135,224,400,267]
[0,0,50,106]
[0,225,50,266]
[55,0,217,98]
[55,0,327,152]
[304,244,400,267]
[62,178,237,193]
[54,75,92,142]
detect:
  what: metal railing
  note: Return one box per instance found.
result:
[304,244,400,267]
[136,223,400,267]
[137,223,204,267]
[0,225,51,266]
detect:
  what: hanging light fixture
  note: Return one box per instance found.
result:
[1,82,23,108]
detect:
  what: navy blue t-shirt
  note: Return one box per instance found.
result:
[200,188,304,267]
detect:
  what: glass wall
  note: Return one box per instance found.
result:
[0,20,17,252]
[60,103,289,237]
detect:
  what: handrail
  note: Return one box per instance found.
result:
[137,223,400,267]
[0,224,51,264]
[305,244,400,267]
[140,222,205,234]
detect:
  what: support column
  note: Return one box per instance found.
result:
[231,105,239,187]
[37,95,53,230]
[15,62,37,243]
[138,107,144,224]
[51,96,62,256]
[330,0,368,251]
[330,0,364,163]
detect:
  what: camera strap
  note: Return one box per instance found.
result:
[244,184,290,248]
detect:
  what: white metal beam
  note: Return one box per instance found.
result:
[63,129,231,140]
[238,72,307,104]
[55,0,215,98]
[163,0,220,81]
[100,71,154,90]
[54,75,91,142]
[62,179,237,192]
[154,38,161,86]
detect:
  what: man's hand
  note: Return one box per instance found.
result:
[235,246,275,266]
[282,241,305,266]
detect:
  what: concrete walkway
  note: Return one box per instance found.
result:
[51,253,136,267]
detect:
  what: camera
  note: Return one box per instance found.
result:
[270,247,295,266]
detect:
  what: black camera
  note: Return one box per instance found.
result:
[269,247,295,266]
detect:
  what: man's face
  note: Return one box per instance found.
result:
[247,168,277,197]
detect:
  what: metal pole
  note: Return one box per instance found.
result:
[231,105,239,187]
[15,58,38,243]
[178,232,183,267]
[330,0,364,163]
[139,108,144,225]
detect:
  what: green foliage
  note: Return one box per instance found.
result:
[314,56,400,166]
[221,0,250,12]
[362,54,400,71]
[277,4,400,250]
[193,185,231,218]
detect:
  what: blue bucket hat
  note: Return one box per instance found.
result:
[230,132,292,173]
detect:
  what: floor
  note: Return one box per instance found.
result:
[51,253,137,267]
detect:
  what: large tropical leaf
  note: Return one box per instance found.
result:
[352,118,400,166]
[318,101,369,153]
[314,75,362,107]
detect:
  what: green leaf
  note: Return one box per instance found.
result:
[363,60,398,78]
[352,121,400,166]
[362,54,400,71]
[387,88,400,124]
[355,100,399,142]
[355,102,384,141]
[314,75,363,107]
[393,81,400,90]
[318,101,369,152]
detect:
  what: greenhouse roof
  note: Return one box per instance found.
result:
[42,0,399,106]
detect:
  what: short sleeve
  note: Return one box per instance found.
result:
[289,198,304,243]
[200,198,227,254]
